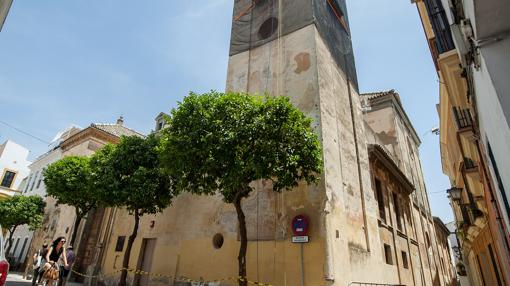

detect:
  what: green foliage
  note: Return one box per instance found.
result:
[0,195,45,232]
[90,134,174,215]
[159,91,323,202]
[90,134,174,286]
[44,156,96,218]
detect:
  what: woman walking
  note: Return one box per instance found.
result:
[43,237,68,286]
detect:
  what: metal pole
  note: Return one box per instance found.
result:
[300,243,305,286]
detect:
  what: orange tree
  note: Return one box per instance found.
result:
[0,195,45,256]
[90,134,174,286]
[159,91,322,286]
[44,156,96,245]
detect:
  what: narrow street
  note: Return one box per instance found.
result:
[5,273,82,286]
[5,273,30,286]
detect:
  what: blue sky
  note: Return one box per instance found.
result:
[0,0,453,222]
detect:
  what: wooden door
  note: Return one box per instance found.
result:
[134,238,156,286]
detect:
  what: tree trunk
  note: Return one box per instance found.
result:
[70,213,82,247]
[5,225,17,258]
[234,197,247,286]
[118,211,140,286]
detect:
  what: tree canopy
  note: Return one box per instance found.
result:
[159,91,323,285]
[90,134,174,286]
[91,134,174,215]
[0,195,45,255]
[159,91,323,201]
[44,156,96,218]
[44,156,97,244]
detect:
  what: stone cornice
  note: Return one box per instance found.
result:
[369,144,415,194]
[362,91,421,146]
[60,126,120,152]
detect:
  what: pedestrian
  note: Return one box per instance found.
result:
[32,242,48,286]
[42,237,68,286]
[57,245,75,286]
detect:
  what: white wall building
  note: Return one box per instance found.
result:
[465,0,510,239]
[7,127,79,267]
[0,140,31,197]
[8,147,63,265]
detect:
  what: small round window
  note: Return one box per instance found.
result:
[258,17,278,40]
[213,233,224,249]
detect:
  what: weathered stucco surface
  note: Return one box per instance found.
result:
[97,14,453,286]
[363,92,455,286]
[98,23,379,286]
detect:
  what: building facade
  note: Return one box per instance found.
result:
[446,221,470,286]
[413,0,510,285]
[95,2,452,286]
[0,140,31,197]
[433,217,456,285]
[0,0,12,32]
[363,90,456,286]
[24,118,142,282]
[4,127,81,272]
[9,148,63,270]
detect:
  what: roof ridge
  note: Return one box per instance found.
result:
[360,89,395,96]
[91,123,145,137]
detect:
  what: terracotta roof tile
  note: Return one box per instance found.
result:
[91,123,144,138]
[360,89,402,104]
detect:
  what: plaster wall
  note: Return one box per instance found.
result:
[23,148,62,197]
[364,100,449,285]
[434,223,455,285]
[0,140,31,191]
[11,143,62,265]
[99,23,385,286]
[7,233,30,265]
[363,105,430,212]
[314,24,391,286]
[368,148,435,286]
[472,51,510,234]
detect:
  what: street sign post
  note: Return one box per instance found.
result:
[292,236,309,243]
[291,215,309,286]
[292,214,309,243]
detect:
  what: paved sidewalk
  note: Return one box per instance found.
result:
[6,272,83,286]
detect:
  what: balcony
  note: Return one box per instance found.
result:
[424,0,455,54]
[463,157,476,170]
[453,107,472,130]
[460,204,472,227]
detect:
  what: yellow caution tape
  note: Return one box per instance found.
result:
[71,268,274,285]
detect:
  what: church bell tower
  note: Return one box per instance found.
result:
[225,1,377,285]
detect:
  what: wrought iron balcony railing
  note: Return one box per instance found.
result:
[463,157,477,170]
[453,107,473,130]
[423,0,456,54]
